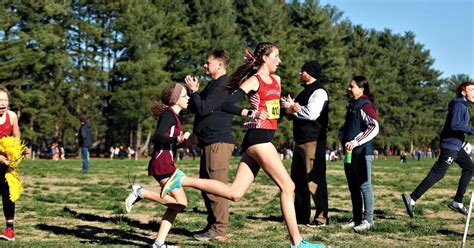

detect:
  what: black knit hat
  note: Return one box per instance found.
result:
[301,61,322,79]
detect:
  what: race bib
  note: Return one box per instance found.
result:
[265,99,280,119]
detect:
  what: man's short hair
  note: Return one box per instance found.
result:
[457,81,474,97]
[207,49,230,68]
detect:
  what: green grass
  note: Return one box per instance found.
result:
[1,157,473,247]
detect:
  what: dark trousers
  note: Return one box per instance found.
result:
[291,140,328,224]
[411,148,473,203]
[0,166,15,220]
[199,143,233,236]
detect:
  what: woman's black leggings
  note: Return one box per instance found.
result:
[0,166,15,220]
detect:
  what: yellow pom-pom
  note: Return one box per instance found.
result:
[0,136,25,169]
[5,170,23,202]
[0,137,26,202]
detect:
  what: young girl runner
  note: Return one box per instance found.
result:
[125,83,190,248]
[158,42,324,248]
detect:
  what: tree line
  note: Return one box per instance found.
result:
[0,0,472,157]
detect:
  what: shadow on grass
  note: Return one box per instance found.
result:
[328,207,350,213]
[247,215,283,222]
[374,209,396,220]
[437,229,463,237]
[57,207,193,237]
[36,224,152,247]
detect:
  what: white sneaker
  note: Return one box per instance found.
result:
[151,242,179,248]
[353,220,373,232]
[125,184,142,213]
[341,221,355,230]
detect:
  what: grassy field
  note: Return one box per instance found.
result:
[0,156,473,247]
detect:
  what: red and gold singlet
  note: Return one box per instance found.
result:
[244,74,281,130]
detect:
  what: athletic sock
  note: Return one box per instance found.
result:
[154,239,165,246]
[6,222,13,230]
[137,188,144,198]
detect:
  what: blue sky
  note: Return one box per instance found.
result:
[318,0,473,79]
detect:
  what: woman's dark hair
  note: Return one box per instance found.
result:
[0,87,10,97]
[457,81,474,97]
[226,42,278,92]
[150,83,183,119]
[352,75,375,103]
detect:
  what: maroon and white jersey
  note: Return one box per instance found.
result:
[148,108,182,176]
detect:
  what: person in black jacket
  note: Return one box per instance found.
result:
[402,81,474,218]
[282,61,329,227]
[184,49,233,241]
[78,114,92,173]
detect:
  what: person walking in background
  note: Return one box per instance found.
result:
[185,49,234,242]
[78,114,93,173]
[156,42,324,248]
[402,81,474,218]
[339,76,379,232]
[60,146,65,160]
[127,146,135,160]
[0,87,21,241]
[125,83,191,248]
[282,61,329,227]
[109,146,115,160]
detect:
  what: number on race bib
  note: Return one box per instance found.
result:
[265,99,280,119]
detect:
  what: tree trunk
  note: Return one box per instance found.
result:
[141,130,151,158]
[135,121,141,158]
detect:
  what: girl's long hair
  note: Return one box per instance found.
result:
[226,42,278,93]
[352,75,375,103]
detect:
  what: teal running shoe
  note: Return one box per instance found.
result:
[290,239,324,248]
[160,169,185,198]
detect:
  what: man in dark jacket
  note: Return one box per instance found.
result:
[78,114,93,173]
[403,81,474,217]
[185,49,233,241]
[283,61,329,227]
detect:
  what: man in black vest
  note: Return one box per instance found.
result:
[283,61,329,227]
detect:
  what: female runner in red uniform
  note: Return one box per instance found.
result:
[160,42,324,248]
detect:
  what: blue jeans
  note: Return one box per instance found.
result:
[81,147,90,172]
[344,155,374,224]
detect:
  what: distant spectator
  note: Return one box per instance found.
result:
[78,114,93,173]
[60,147,65,160]
[114,146,120,158]
[127,146,135,160]
[373,149,379,159]
[329,150,337,161]
[118,145,126,159]
[400,151,407,163]
[50,143,58,160]
[109,146,114,160]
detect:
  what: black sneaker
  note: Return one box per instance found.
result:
[402,194,415,218]
[448,201,468,216]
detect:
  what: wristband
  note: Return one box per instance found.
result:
[248,110,254,119]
